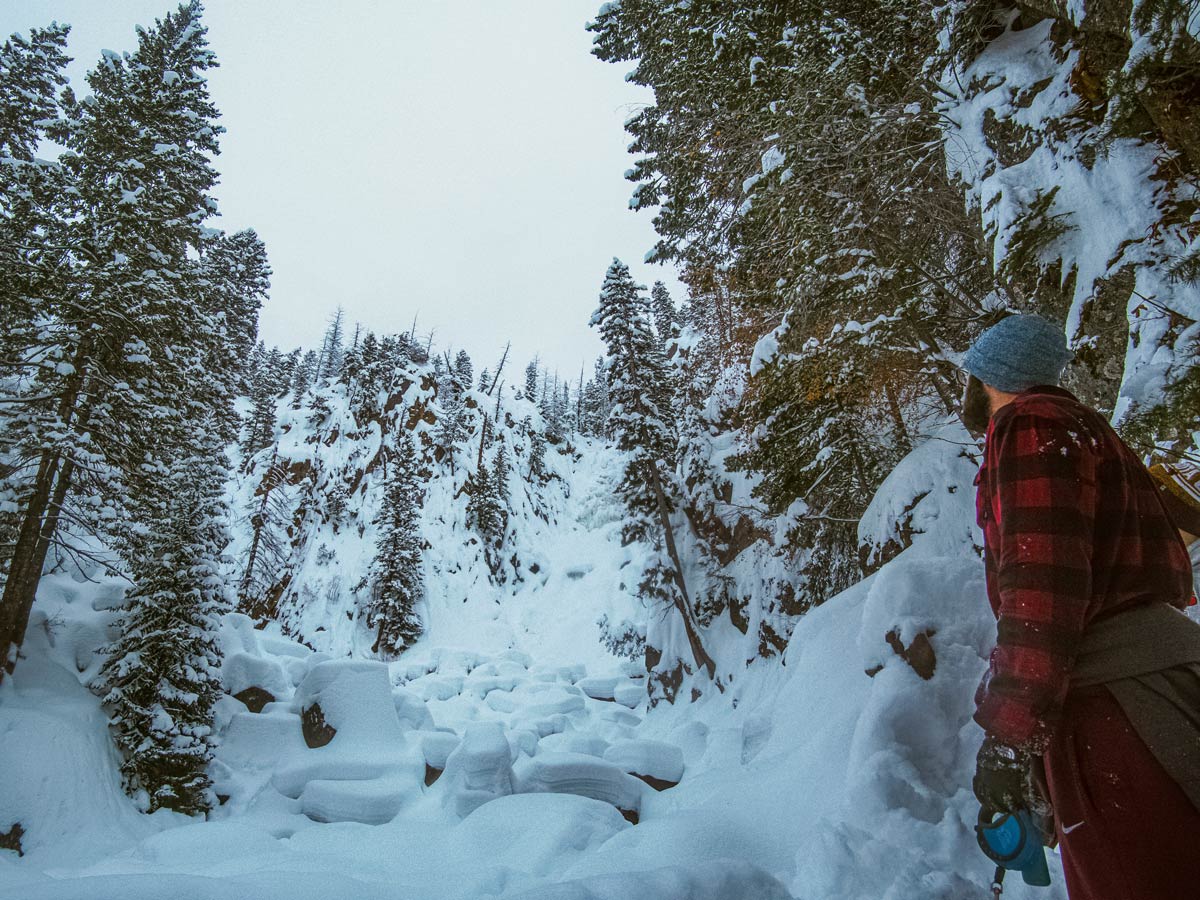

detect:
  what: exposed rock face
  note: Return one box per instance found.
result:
[301,702,336,748]
[866,628,938,681]
[234,686,275,713]
[0,821,23,857]
[1016,0,1200,172]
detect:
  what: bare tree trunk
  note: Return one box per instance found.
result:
[239,452,277,607]
[648,461,716,679]
[883,382,912,454]
[487,342,510,397]
[0,344,91,683]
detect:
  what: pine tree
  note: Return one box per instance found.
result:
[0,22,72,592]
[237,452,291,619]
[315,307,345,384]
[466,462,499,544]
[591,258,714,696]
[93,434,230,815]
[290,349,317,408]
[524,359,539,399]
[479,367,491,393]
[581,357,611,436]
[491,442,510,532]
[651,281,679,348]
[367,434,424,657]
[453,349,473,392]
[1,3,242,685]
[526,417,547,481]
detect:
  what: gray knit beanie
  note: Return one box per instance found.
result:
[962,314,1072,393]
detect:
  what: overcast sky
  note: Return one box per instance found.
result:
[3,1,682,378]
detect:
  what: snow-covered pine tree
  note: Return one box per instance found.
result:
[466,460,498,543]
[524,359,539,399]
[433,362,467,470]
[453,350,473,391]
[1,2,242,683]
[580,357,611,437]
[198,228,271,400]
[315,307,345,385]
[0,21,72,595]
[240,358,278,465]
[479,367,491,393]
[237,451,292,619]
[526,417,547,481]
[491,442,510,534]
[367,433,424,657]
[290,349,316,408]
[651,281,679,348]
[590,258,714,700]
[94,432,230,815]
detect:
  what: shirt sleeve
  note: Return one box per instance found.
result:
[974,410,1098,751]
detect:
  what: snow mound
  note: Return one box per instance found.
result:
[513,752,647,815]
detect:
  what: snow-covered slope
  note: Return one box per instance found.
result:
[1,422,1070,898]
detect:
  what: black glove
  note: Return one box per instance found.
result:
[973,734,1032,815]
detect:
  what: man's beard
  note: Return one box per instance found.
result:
[961,374,992,437]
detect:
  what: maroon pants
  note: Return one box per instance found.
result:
[1043,686,1200,900]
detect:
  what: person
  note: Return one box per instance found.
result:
[961,313,1200,900]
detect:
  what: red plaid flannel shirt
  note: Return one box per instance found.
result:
[974,387,1193,751]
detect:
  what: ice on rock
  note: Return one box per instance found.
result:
[438,721,515,817]
[485,689,520,714]
[858,555,991,679]
[512,751,647,815]
[505,861,795,900]
[466,673,521,699]
[603,739,684,785]
[511,712,571,739]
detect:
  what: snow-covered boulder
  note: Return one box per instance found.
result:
[537,732,609,758]
[603,739,684,786]
[438,722,514,818]
[512,751,646,817]
[858,555,991,683]
[222,652,291,709]
[299,774,410,825]
[270,659,424,806]
[858,419,980,567]
[612,679,645,709]
[419,731,461,771]
[454,793,629,875]
[391,687,434,731]
[577,676,619,701]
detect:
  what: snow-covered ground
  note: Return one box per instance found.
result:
[1,429,1068,899]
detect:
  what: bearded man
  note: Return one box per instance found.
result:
[962,314,1200,900]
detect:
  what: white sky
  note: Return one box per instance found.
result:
[3,1,683,378]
